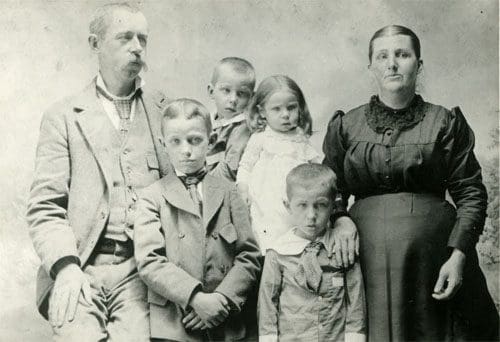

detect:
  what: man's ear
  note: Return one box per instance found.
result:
[207,84,215,98]
[88,34,100,52]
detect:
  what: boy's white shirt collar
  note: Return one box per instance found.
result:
[268,227,334,256]
[212,112,246,129]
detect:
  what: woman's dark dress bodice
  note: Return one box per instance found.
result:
[322,95,487,253]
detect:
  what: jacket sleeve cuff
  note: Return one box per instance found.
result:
[49,255,81,280]
[447,217,479,253]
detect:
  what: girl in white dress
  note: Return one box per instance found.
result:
[237,75,321,253]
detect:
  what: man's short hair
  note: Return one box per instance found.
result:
[286,163,338,200]
[210,57,256,88]
[161,98,212,136]
[89,2,141,39]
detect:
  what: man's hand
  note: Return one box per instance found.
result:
[49,263,91,328]
[182,310,208,331]
[332,216,359,268]
[189,292,230,329]
[432,248,466,301]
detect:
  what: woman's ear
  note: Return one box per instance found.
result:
[417,60,424,74]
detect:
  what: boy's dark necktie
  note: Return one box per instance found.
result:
[294,241,323,292]
[178,168,207,215]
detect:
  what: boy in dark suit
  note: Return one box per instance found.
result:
[134,98,261,341]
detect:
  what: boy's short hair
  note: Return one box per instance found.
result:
[286,163,338,200]
[161,98,212,136]
[210,57,256,88]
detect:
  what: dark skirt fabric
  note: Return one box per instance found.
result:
[350,193,498,341]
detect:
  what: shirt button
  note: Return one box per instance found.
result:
[100,211,106,219]
[385,175,390,179]
[178,233,185,239]
[385,158,391,163]
[123,149,129,155]
[212,232,218,239]
[128,206,134,212]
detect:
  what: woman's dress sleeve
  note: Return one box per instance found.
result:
[441,107,488,253]
[322,110,350,214]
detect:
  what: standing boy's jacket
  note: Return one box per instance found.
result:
[259,228,366,342]
[134,172,262,341]
[26,79,170,318]
[207,113,251,181]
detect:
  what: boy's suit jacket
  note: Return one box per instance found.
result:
[134,172,262,341]
[26,78,171,318]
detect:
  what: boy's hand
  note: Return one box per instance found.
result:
[237,183,250,206]
[182,310,208,330]
[49,263,92,328]
[332,216,359,268]
[190,292,230,328]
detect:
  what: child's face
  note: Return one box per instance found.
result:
[260,90,299,132]
[162,117,209,174]
[208,65,254,120]
[285,184,333,240]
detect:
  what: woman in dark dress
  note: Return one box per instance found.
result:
[322,25,498,341]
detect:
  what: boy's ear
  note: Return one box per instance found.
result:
[158,136,166,148]
[283,199,291,213]
[207,84,215,98]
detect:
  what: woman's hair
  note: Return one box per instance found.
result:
[246,75,312,136]
[368,25,421,62]
[161,98,212,136]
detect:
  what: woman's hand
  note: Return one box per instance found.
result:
[332,216,359,268]
[432,248,466,300]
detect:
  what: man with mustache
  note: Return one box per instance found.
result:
[26,3,170,341]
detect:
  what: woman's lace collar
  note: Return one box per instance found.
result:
[365,94,426,133]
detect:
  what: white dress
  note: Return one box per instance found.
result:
[237,127,321,253]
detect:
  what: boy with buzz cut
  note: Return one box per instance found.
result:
[134,98,261,341]
[258,163,367,342]
[206,57,256,181]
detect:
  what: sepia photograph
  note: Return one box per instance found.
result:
[0,0,498,341]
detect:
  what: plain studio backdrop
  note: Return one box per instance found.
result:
[0,0,498,340]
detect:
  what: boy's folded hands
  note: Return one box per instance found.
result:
[186,292,231,329]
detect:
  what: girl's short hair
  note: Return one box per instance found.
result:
[161,98,212,135]
[368,25,421,62]
[246,75,313,136]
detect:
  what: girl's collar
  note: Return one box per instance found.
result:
[365,94,426,133]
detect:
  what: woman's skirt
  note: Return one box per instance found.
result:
[350,193,498,341]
